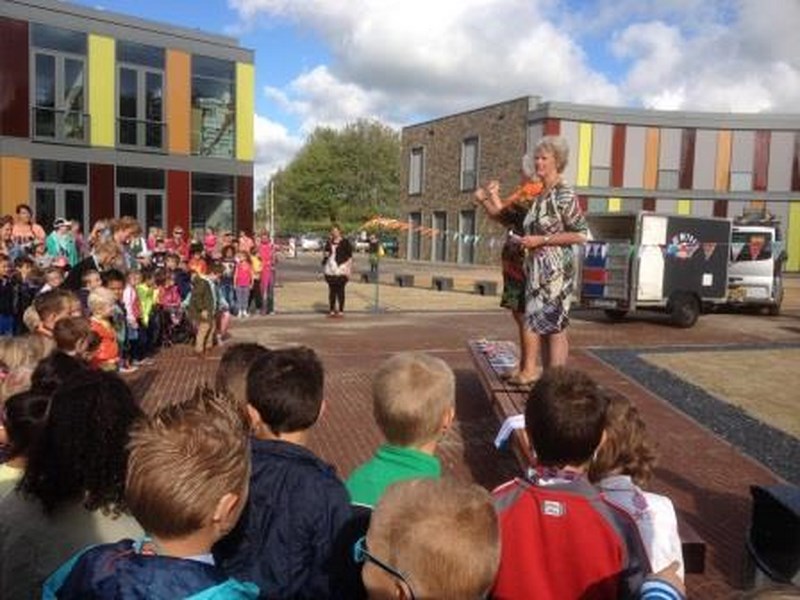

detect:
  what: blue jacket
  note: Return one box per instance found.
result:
[43,539,259,599]
[213,439,354,599]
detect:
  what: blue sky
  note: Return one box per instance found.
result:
[73,0,799,190]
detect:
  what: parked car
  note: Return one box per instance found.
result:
[299,234,323,252]
[380,235,399,257]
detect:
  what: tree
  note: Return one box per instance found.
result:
[261,119,401,233]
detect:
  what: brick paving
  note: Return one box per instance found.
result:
[124,272,800,599]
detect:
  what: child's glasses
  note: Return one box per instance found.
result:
[353,536,416,600]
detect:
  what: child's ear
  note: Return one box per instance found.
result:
[245,404,263,432]
[318,398,327,420]
[212,491,242,537]
[441,406,455,434]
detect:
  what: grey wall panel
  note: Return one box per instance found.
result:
[658,128,682,170]
[623,126,645,188]
[731,130,755,172]
[767,201,790,239]
[560,120,579,186]
[591,123,612,168]
[693,130,717,190]
[621,197,642,212]
[693,200,713,217]
[768,131,795,191]
[657,198,678,213]
[527,122,543,155]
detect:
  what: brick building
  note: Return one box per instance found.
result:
[0,0,255,235]
[399,96,800,270]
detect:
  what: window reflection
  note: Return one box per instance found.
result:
[191,56,235,158]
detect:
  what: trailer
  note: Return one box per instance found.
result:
[580,212,732,327]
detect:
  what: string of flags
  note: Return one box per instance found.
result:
[363,217,778,260]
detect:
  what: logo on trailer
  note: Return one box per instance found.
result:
[667,233,700,260]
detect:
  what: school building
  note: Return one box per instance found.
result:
[399,96,800,270]
[0,0,255,235]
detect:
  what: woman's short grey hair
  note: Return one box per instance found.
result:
[535,135,570,173]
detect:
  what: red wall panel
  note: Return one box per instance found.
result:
[236,175,254,233]
[643,198,656,211]
[543,119,560,136]
[0,17,30,138]
[753,130,770,192]
[792,133,800,192]
[610,124,626,188]
[679,128,696,189]
[167,170,190,232]
[713,200,728,218]
[89,163,114,224]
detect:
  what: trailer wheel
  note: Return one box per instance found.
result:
[669,292,700,328]
[604,309,628,322]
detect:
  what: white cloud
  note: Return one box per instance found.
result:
[234,0,800,177]
[252,113,302,193]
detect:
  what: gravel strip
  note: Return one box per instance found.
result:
[590,345,800,486]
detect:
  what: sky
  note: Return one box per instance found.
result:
[75,0,800,193]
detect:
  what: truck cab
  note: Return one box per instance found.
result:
[728,223,786,315]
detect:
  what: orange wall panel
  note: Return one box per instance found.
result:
[167,49,191,155]
[643,127,660,190]
[715,130,733,191]
[0,156,31,214]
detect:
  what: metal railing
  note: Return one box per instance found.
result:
[117,117,168,152]
[31,107,90,144]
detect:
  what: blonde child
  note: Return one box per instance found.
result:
[88,287,120,371]
[360,478,500,600]
[233,251,253,318]
[589,393,684,580]
[346,352,455,508]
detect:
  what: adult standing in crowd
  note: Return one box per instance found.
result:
[475,154,543,385]
[45,218,79,268]
[321,224,352,318]
[11,205,45,254]
[63,240,120,291]
[258,229,276,315]
[111,217,141,271]
[0,216,20,259]
[502,136,587,383]
[166,226,189,260]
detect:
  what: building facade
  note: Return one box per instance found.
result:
[399,97,800,270]
[0,0,255,236]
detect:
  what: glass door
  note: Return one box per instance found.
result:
[408,212,422,260]
[117,190,165,231]
[33,186,87,233]
[432,211,447,262]
[459,210,476,264]
[34,188,57,233]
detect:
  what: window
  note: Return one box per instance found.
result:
[117,41,165,150]
[191,56,235,158]
[116,167,166,231]
[31,24,88,144]
[31,160,88,232]
[192,173,234,231]
[458,209,476,264]
[409,147,424,195]
[730,171,753,192]
[461,137,479,191]
[407,212,422,260]
[431,211,447,262]
[731,231,772,262]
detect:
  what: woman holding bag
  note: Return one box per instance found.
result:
[322,224,353,318]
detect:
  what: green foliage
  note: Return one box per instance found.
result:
[260,119,401,234]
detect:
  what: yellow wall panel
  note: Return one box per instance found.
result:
[88,34,115,147]
[643,128,660,190]
[167,49,191,155]
[714,130,732,191]
[607,197,621,212]
[677,199,692,215]
[236,62,255,161]
[0,156,31,214]
[576,123,592,187]
[788,201,800,272]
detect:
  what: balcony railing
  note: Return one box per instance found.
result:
[31,107,90,145]
[117,117,167,152]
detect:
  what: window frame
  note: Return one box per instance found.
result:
[460,137,479,192]
[191,56,237,158]
[408,146,424,196]
[116,56,167,152]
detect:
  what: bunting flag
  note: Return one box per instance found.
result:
[730,242,745,261]
[702,242,717,261]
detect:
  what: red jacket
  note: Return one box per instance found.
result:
[492,477,650,600]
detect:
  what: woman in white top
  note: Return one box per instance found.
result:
[589,392,685,581]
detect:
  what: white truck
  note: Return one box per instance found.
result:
[579,211,785,327]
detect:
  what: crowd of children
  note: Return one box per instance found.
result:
[0,309,706,600]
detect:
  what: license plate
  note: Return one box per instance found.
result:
[589,299,618,308]
[746,287,768,299]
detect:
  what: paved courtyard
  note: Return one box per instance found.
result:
[128,255,800,599]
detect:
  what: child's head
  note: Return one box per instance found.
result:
[34,289,78,332]
[2,391,50,461]
[140,267,155,286]
[246,347,323,437]
[81,269,102,291]
[102,269,126,301]
[362,478,500,600]
[525,367,609,469]
[53,316,92,355]
[0,337,38,371]
[207,261,223,280]
[236,251,250,263]
[88,287,117,319]
[15,256,35,279]
[126,269,142,287]
[216,343,270,412]
[222,244,235,259]
[372,352,455,449]
[0,255,10,278]
[44,267,64,289]
[125,386,250,545]
[31,351,87,396]
[165,254,179,270]
[588,393,657,486]
[20,369,141,514]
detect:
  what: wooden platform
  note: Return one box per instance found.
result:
[468,339,706,574]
